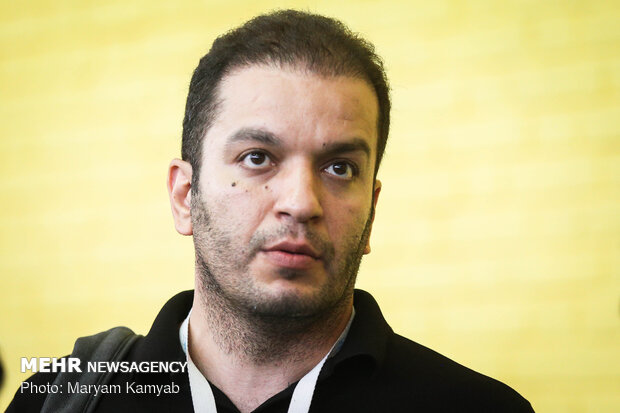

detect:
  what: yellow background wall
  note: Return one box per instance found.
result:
[1,0,618,411]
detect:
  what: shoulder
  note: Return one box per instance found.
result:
[7,327,141,412]
[378,332,534,412]
[7,292,193,413]
[7,327,145,412]
[347,290,534,412]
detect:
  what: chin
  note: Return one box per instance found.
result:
[248,283,335,319]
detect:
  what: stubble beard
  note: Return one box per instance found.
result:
[191,189,373,363]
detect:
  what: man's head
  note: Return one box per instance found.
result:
[168,10,389,326]
[181,9,390,183]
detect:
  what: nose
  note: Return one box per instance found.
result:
[273,161,323,223]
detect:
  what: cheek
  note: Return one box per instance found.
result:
[209,183,271,234]
[325,197,370,236]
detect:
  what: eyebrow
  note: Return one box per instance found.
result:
[225,127,371,159]
[320,138,371,160]
[225,128,283,150]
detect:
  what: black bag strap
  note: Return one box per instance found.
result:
[41,326,140,413]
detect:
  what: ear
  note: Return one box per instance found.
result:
[167,159,193,235]
[364,179,381,254]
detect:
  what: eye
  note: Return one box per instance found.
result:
[241,151,272,168]
[324,161,356,179]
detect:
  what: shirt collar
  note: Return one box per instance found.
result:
[321,289,392,378]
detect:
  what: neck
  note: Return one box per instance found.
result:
[188,283,353,413]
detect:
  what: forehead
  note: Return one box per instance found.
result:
[204,65,379,156]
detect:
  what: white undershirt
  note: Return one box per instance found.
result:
[179,308,354,413]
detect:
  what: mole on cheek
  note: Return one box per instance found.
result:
[231,182,236,187]
[264,185,269,190]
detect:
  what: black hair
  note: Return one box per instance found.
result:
[182,9,390,181]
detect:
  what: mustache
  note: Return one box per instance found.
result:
[247,226,335,262]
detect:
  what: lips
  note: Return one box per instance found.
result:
[261,240,321,269]
[264,241,320,258]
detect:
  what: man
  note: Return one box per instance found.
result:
[9,10,533,412]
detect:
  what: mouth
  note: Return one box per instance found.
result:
[261,241,321,269]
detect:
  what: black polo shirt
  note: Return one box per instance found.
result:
[8,289,534,412]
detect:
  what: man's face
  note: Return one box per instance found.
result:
[191,65,381,319]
